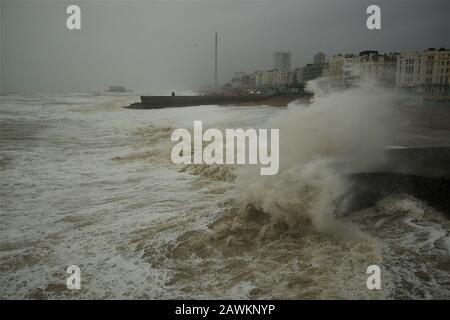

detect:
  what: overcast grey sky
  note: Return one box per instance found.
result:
[1,0,449,92]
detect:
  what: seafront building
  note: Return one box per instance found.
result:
[321,51,398,89]
[225,52,295,91]
[358,50,399,85]
[226,47,450,102]
[322,53,357,89]
[395,51,424,93]
[293,52,326,85]
[258,69,293,88]
[293,67,304,84]
[395,47,450,95]
[301,63,324,83]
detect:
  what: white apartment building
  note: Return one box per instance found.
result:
[321,51,398,90]
[253,71,264,88]
[358,51,398,85]
[422,48,450,94]
[395,52,424,93]
[277,70,293,87]
[261,70,275,87]
[324,54,357,89]
[396,48,450,94]
[256,69,293,88]
[294,68,304,84]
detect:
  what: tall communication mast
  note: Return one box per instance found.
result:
[214,33,218,89]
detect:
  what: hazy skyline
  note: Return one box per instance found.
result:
[1,0,449,92]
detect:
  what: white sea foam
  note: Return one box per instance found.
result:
[235,80,394,233]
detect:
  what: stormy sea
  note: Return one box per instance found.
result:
[1,84,449,299]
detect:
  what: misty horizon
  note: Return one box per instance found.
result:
[1,0,449,92]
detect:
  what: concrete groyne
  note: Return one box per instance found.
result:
[125,94,312,109]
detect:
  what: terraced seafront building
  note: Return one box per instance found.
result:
[322,53,357,89]
[396,47,450,95]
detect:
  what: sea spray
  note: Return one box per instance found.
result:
[235,80,396,233]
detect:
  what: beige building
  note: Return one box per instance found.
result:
[252,71,264,88]
[323,54,357,89]
[396,47,450,94]
[321,51,398,90]
[395,52,424,93]
[255,69,293,88]
[358,51,399,85]
[422,48,450,94]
